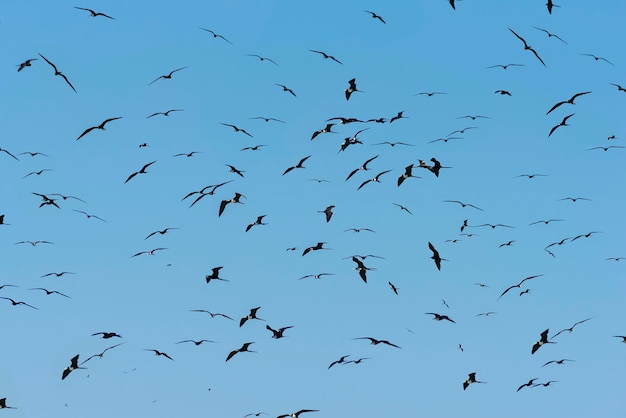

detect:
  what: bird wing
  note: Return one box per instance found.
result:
[508,28,528,48]
[76,126,97,140]
[38,53,58,72]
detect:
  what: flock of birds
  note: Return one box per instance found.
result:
[2,2,624,417]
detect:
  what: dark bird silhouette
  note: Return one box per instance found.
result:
[309,50,342,64]
[17,58,37,72]
[299,273,334,280]
[610,83,626,93]
[519,289,531,296]
[357,170,392,190]
[499,240,515,248]
[444,200,483,211]
[15,240,54,246]
[393,203,412,215]
[533,26,567,43]
[495,90,512,96]
[283,155,311,175]
[38,53,76,92]
[205,266,228,283]
[548,113,575,137]
[389,111,407,123]
[327,116,364,124]
[498,274,543,300]
[542,359,574,367]
[509,28,546,66]
[277,410,319,418]
[364,10,385,23]
[476,312,497,317]
[241,144,267,151]
[397,164,420,186]
[62,355,85,380]
[449,0,457,10]
[148,67,188,85]
[250,115,285,123]
[517,378,540,392]
[448,127,477,136]
[19,151,49,157]
[28,288,70,298]
[532,380,558,387]
[131,248,167,258]
[374,141,413,147]
[318,205,334,223]
[245,215,267,232]
[189,309,234,320]
[613,336,626,343]
[345,78,362,100]
[486,63,525,70]
[275,84,297,97]
[418,157,449,177]
[477,223,514,229]
[458,115,490,120]
[0,148,20,161]
[587,146,625,151]
[145,228,178,240]
[531,329,555,354]
[352,256,375,283]
[73,210,106,222]
[346,357,370,364]
[226,342,255,362]
[414,92,447,96]
[559,197,590,202]
[80,343,124,365]
[92,332,122,339]
[225,164,245,178]
[607,257,626,261]
[463,373,486,390]
[219,193,245,217]
[266,325,293,339]
[247,54,278,65]
[428,242,446,270]
[244,413,268,417]
[354,337,401,348]
[425,313,456,323]
[546,0,559,14]
[328,355,350,369]
[346,155,379,181]
[546,92,591,115]
[199,27,233,44]
[344,228,375,233]
[176,339,216,346]
[23,169,53,179]
[41,271,74,278]
[0,398,16,409]
[302,242,329,256]
[0,297,38,310]
[388,282,399,294]
[311,123,336,140]
[240,307,263,327]
[221,123,253,138]
[552,318,592,338]
[125,161,156,184]
[529,219,563,225]
[145,349,174,361]
[580,54,613,65]
[147,109,183,118]
[184,181,233,208]
[74,7,115,19]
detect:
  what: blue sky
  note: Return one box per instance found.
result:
[1,1,625,416]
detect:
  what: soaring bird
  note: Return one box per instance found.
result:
[277,410,319,418]
[354,337,401,348]
[299,273,334,280]
[302,242,329,256]
[393,203,412,215]
[218,193,245,217]
[15,240,54,246]
[443,200,483,211]
[548,113,575,137]
[357,170,392,190]
[346,155,379,181]
[546,92,591,115]
[205,267,228,283]
[62,354,85,380]
[198,27,233,44]
[130,248,167,258]
[311,123,336,140]
[245,215,267,232]
[145,228,178,240]
[17,58,37,72]
[38,53,76,92]
[148,67,188,85]
[0,398,16,409]
[364,10,385,23]
[240,307,263,327]
[147,109,183,118]
[551,318,592,338]
[0,297,38,310]
[80,343,124,365]
[425,313,456,323]
[352,256,375,283]
[266,325,293,339]
[176,339,216,346]
[463,372,486,390]
[531,329,555,354]
[345,78,362,100]
[388,282,399,294]
[73,210,106,222]
[125,161,156,183]
[275,84,297,97]
[309,50,342,64]
[283,155,311,175]
[226,342,255,362]
[247,54,278,65]
[189,309,234,320]
[28,288,70,298]
[225,164,245,177]
[144,349,174,360]
[318,205,335,223]
[508,28,546,66]
[533,27,567,44]
[92,332,122,339]
[328,355,350,369]
[610,83,626,93]
[389,111,407,123]
[486,64,525,70]
[542,359,574,367]
[546,0,559,14]
[428,242,446,270]
[221,123,254,138]
[517,378,540,392]
[397,164,420,186]
[74,7,115,19]
[580,54,613,65]
[498,274,543,300]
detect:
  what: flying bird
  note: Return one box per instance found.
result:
[283,155,311,175]
[428,242,446,270]
[62,354,85,380]
[147,109,183,118]
[239,307,263,327]
[374,141,413,147]
[495,90,512,96]
[393,203,412,215]
[277,410,319,418]
[486,63,525,70]
[533,26,567,43]
[241,145,267,151]
[425,313,456,323]
[247,54,278,65]
[225,164,245,177]
[610,83,626,93]
[529,219,563,225]
[299,273,334,280]
[302,242,329,256]
[176,339,217,346]
[546,0,559,14]
[148,67,188,85]
[250,116,285,123]
[0,398,16,409]
[221,123,254,137]
[328,355,350,369]
[205,266,228,283]
[463,373,486,390]
[309,50,342,64]
[346,155,379,181]
[352,256,375,283]
[542,359,574,367]
[92,332,122,339]
[17,58,37,72]
[587,146,625,151]
[124,161,156,183]
[226,342,255,362]
[357,170,392,190]
[74,7,115,19]
[38,53,76,92]
[364,10,385,23]
[73,210,106,222]
[28,288,70,298]
[14,240,54,246]
[311,123,336,140]
[144,349,174,361]
[517,378,540,392]
[389,111,407,123]
[198,27,233,44]
[531,329,555,354]
[189,309,234,320]
[414,92,447,96]
[266,325,293,339]
[546,92,591,115]
[551,318,592,338]
[548,113,575,137]
[580,54,613,65]
[508,28,546,67]
[131,248,167,257]
[218,193,245,217]
[145,228,178,240]
[498,274,543,300]
[0,148,19,161]
[80,343,124,365]
[318,205,334,222]
[275,84,297,97]
[345,78,362,100]
[354,337,401,348]
[23,169,53,179]
[397,164,420,186]
[443,200,483,211]
[41,271,74,278]
[0,297,38,310]
[245,215,267,232]
[388,282,399,294]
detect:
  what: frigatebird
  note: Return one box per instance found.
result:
[74,7,115,19]
[124,161,156,183]
[205,267,228,283]
[508,28,546,66]
[283,156,311,175]
[546,92,591,115]
[309,50,342,64]
[38,53,76,92]
[266,325,293,339]
[226,342,255,362]
[531,329,555,354]
[463,372,486,390]
[354,337,401,348]
[302,242,329,256]
[199,28,233,44]
[148,67,188,85]
[428,242,446,270]
[318,205,334,222]
[498,274,543,300]
[62,354,85,380]
[144,349,174,360]
[218,193,245,217]
[239,307,263,327]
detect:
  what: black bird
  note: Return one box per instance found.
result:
[205,267,228,283]
[80,343,124,365]
[393,203,412,215]
[266,325,293,339]
[62,355,85,380]
[241,145,268,151]
[302,242,329,256]
[17,58,37,72]
[250,116,285,123]
[458,115,491,120]
[542,359,574,367]
[517,378,540,392]
[176,339,216,346]
[529,219,563,225]
[240,307,263,327]
[498,274,543,300]
[552,318,592,338]
[364,10,385,23]
[125,161,156,183]
[532,380,558,387]
[145,349,174,360]
[531,329,555,354]
[226,342,255,362]
[444,200,483,211]
[389,111,407,123]
[28,288,70,298]
[449,0,457,10]
[0,297,38,310]
[607,257,626,261]
[145,228,178,240]
[41,271,74,278]
[610,83,626,93]
[38,53,76,92]
[354,337,401,348]
[580,54,613,65]
[418,157,449,177]
[74,7,115,19]
[546,0,559,14]
[414,92,447,96]
[309,50,342,64]
[218,193,245,217]
[23,169,53,179]
[19,151,48,157]
[346,357,370,365]
[221,123,254,138]
[15,240,54,246]
[425,313,456,323]
[509,28,546,67]
[357,170,392,190]
[516,173,547,179]
[73,210,106,222]
[283,155,311,175]
[476,223,514,229]
[247,54,278,65]
[131,248,167,258]
[533,26,567,44]
[244,413,268,417]
[275,84,297,97]
[499,240,515,248]
[184,181,234,208]
[328,355,350,369]
[613,336,626,343]
[189,309,234,320]
[0,148,19,161]
[245,215,267,232]
[448,127,477,136]
[571,231,601,241]
[428,242,446,270]
[318,205,334,222]
[546,92,591,115]
[345,78,362,100]
[495,90,512,96]
[311,123,336,140]
[476,312,497,317]
[225,164,245,178]
[49,193,85,203]
[346,155,379,181]
[344,228,375,233]
[0,284,18,291]
[548,113,575,137]
[278,410,319,418]
[352,256,375,283]
[327,116,364,124]
[148,67,188,85]
[587,146,625,151]
[0,398,16,409]
[486,63,525,70]
[92,332,122,339]
[519,289,531,296]
[463,372,486,390]
[147,109,183,118]
[388,282,399,294]
[374,141,413,147]
[397,164,420,186]
[299,273,334,280]
[199,27,233,44]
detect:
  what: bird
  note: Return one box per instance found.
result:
[275,84,297,97]
[62,354,85,380]
[283,155,311,175]
[532,380,558,387]
[354,337,401,348]
[221,123,254,137]
[328,355,350,369]
[519,289,531,297]
[546,0,559,14]
[397,164,420,186]
[449,0,457,9]
[239,307,263,327]
[457,344,463,352]
[533,26,567,44]
[23,169,53,179]
[374,141,413,147]
[389,111,407,123]
[19,151,49,157]
[443,200,483,211]
[318,205,335,223]
[311,123,336,140]
[309,50,342,64]
[176,339,216,346]
[352,256,375,283]
[244,413,268,417]
[198,28,233,44]
[148,67,188,85]
[346,357,370,365]
[393,203,412,215]
[610,83,626,93]
[183,181,234,207]
[546,92,591,115]
[495,90,512,96]
[302,242,329,256]
[448,127,477,136]
[474,282,489,288]
[226,342,255,362]
[250,116,285,123]
[476,223,514,229]
[463,372,486,390]
[388,282,399,295]
[498,274,543,300]
[225,164,245,178]
[508,28,546,67]
[580,53,613,65]
[205,267,228,283]
[613,336,626,343]
[1,148,19,161]
[344,228,375,233]
[245,215,267,232]
[345,78,362,100]
[74,7,115,19]
[147,109,183,118]
[418,157,449,177]
[587,146,625,151]
[542,359,574,367]
[218,193,245,217]
[14,240,54,246]
[241,145,268,151]
[486,63,525,70]
[80,343,125,365]
[499,240,515,248]
[247,54,278,65]
[145,228,179,240]
[531,329,555,354]
[299,273,334,280]
[41,271,74,278]
[38,53,76,92]
[517,378,540,392]
[571,231,602,241]
[92,332,122,339]
[607,257,626,261]
[73,210,106,222]
[0,284,18,291]
[346,155,379,181]
[364,10,385,23]
[0,297,38,310]
[266,325,293,339]
[529,219,563,225]
[357,170,392,190]
[0,398,16,409]
[458,115,490,120]
[559,197,591,202]
[516,173,547,179]
[428,242,446,270]
[189,309,234,320]
[145,349,174,361]
[131,248,167,258]
[28,288,70,298]
[476,312,497,317]
[17,58,37,72]
[425,313,456,323]
[552,318,592,338]
[277,410,319,418]
[414,92,447,96]
[124,161,156,183]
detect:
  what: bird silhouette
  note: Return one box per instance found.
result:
[266,325,293,339]
[145,228,178,240]
[425,313,456,323]
[176,339,217,346]
[533,26,567,43]
[517,378,540,392]
[546,92,591,115]
[428,242,446,270]
[345,78,362,100]
[245,215,267,232]
[283,155,311,175]
[205,266,228,283]
[551,318,592,338]
[148,67,188,85]
[28,288,70,298]
[542,359,574,367]
[580,53,613,65]
[531,329,555,354]
[147,109,183,118]
[226,342,255,362]
[311,123,336,140]
[125,161,156,183]
[389,111,407,123]
[92,332,122,339]
[498,274,543,300]
[443,200,483,211]
[346,155,379,181]
[486,64,525,70]
[309,50,342,64]
[131,248,167,258]
[357,170,392,190]
[463,372,486,390]
[239,307,263,327]
[145,349,174,360]
[318,205,335,223]
[38,53,76,92]
[17,58,37,72]
[62,354,86,380]
[80,343,124,365]
[352,256,375,283]
[189,309,234,320]
[221,123,254,138]
[302,242,329,256]
[397,164,420,186]
[509,28,546,67]
[74,7,115,19]
[0,398,16,409]
[354,337,401,348]
[278,410,319,418]
[275,84,297,97]
[0,297,38,310]
[328,355,350,369]
[548,113,575,137]
[364,10,385,23]
[393,203,412,215]
[199,28,233,44]
[218,193,245,217]
[247,54,278,65]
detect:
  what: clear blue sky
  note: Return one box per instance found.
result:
[1,1,625,416]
